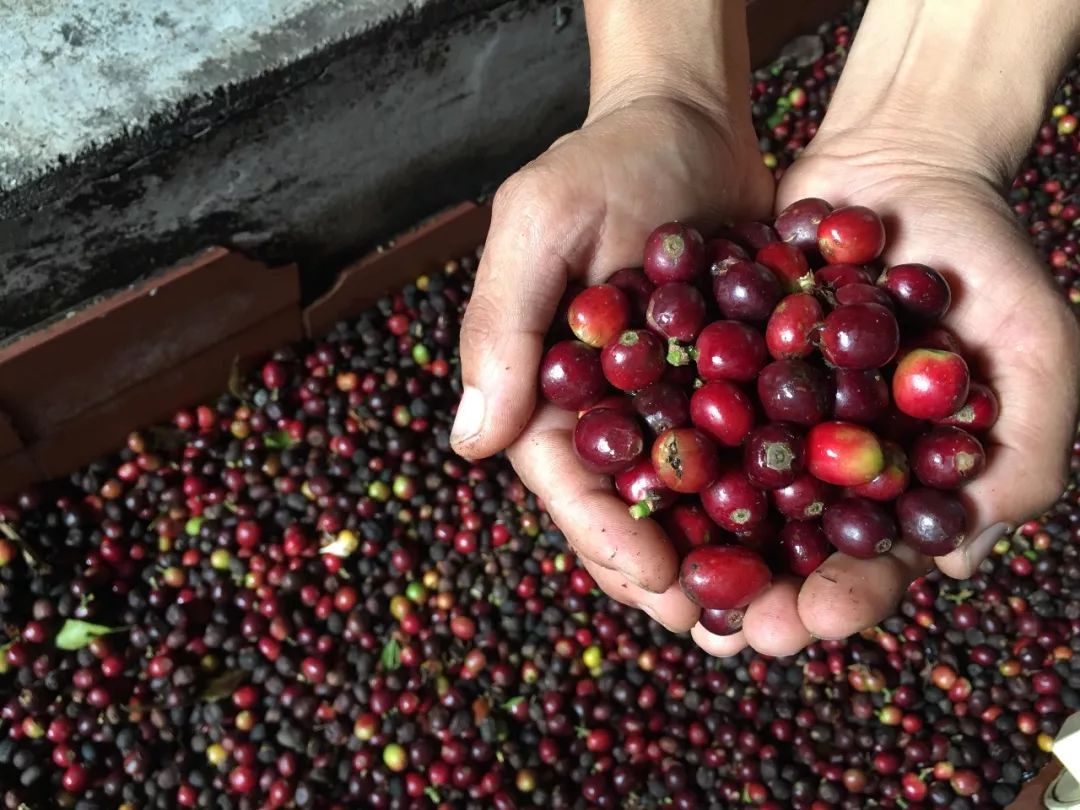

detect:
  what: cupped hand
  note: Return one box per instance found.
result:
[693,127,1080,657]
[453,91,773,634]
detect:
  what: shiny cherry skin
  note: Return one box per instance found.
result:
[695,321,768,382]
[893,349,970,420]
[910,426,986,489]
[819,303,899,369]
[757,359,833,426]
[822,497,896,558]
[573,408,645,475]
[539,340,607,410]
[690,381,756,447]
[651,428,721,494]
[817,205,886,265]
[601,330,667,392]
[897,488,969,556]
[643,222,706,285]
[680,546,771,610]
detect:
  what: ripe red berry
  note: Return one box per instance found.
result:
[774,197,832,253]
[643,222,706,284]
[834,282,896,310]
[573,408,645,475]
[817,205,886,264]
[695,321,768,382]
[646,283,707,342]
[632,382,691,435]
[833,368,889,424]
[822,497,896,558]
[877,263,951,321]
[661,504,724,556]
[712,259,783,322]
[936,381,999,432]
[727,221,778,251]
[766,293,823,359]
[910,426,986,489]
[601,330,666,391]
[651,428,720,494]
[567,284,632,348]
[778,521,832,576]
[819,303,899,369]
[851,440,910,501]
[679,546,771,610]
[757,242,814,293]
[815,263,874,289]
[807,422,885,486]
[701,468,769,532]
[689,381,756,447]
[896,488,969,555]
[757,360,832,426]
[698,607,746,636]
[607,267,655,320]
[893,349,970,420]
[772,473,836,521]
[615,460,676,518]
[539,340,607,411]
[743,423,806,489]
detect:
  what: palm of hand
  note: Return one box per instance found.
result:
[737,153,1080,650]
[482,97,773,632]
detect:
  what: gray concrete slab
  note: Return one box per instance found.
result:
[0,0,426,188]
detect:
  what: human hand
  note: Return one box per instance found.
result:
[452,4,773,634]
[693,0,1080,657]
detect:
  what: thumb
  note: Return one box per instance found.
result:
[452,177,570,459]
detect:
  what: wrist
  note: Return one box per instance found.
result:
[813,0,1080,189]
[584,0,750,126]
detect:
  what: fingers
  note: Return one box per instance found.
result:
[581,559,700,633]
[741,577,813,656]
[938,307,1079,579]
[797,543,932,640]
[452,173,575,460]
[507,403,679,593]
[691,624,747,657]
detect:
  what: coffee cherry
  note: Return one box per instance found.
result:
[680,546,771,610]
[817,205,886,264]
[644,222,706,284]
[893,349,970,420]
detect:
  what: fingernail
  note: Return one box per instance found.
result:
[962,522,1011,570]
[450,387,485,447]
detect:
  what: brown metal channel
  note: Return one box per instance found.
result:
[0,249,301,498]
[303,202,493,338]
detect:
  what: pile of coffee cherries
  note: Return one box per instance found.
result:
[539,200,998,628]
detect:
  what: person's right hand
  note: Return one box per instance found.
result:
[452,82,773,633]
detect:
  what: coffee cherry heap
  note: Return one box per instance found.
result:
[540,202,1000,613]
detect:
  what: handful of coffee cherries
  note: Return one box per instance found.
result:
[538,199,997,635]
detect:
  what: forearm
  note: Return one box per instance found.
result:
[583,0,751,117]
[820,0,1080,187]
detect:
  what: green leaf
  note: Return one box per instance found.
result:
[263,430,299,449]
[423,787,441,803]
[381,639,401,671]
[501,696,525,710]
[55,620,123,651]
[1024,550,1039,561]
[201,670,247,702]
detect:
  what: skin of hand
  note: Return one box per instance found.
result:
[692,0,1080,658]
[452,3,773,633]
